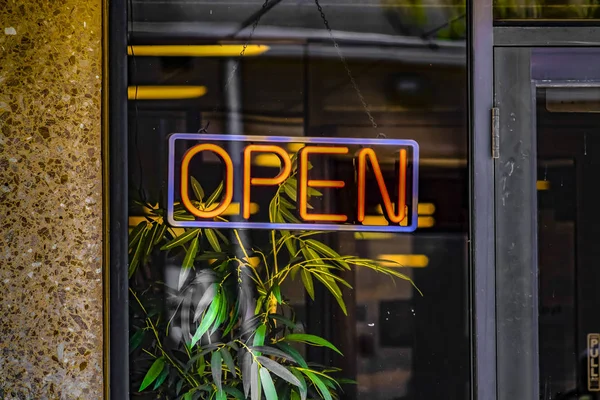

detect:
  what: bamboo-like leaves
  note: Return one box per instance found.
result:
[139,356,165,391]
[284,334,342,356]
[260,367,277,400]
[190,288,221,347]
[211,350,223,391]
[161,228,201,251]
[179,234,199,290]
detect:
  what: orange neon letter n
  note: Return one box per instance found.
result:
[357,148,407,224]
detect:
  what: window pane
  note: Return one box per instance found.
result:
[494,0,600,20]
[127,1,469,399]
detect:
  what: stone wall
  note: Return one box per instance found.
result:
[0,1,104,398]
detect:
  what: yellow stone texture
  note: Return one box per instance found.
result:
[0,0,103,398]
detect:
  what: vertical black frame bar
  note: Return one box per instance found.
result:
[468,0,497,398]
[493,47,539,400]
[108,0,129,397]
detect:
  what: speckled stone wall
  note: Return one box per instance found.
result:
[0,1,104,399]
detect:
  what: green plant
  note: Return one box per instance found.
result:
[128,157,414,399]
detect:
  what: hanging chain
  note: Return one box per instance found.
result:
[200,0,271,132]
[314,0,379,131]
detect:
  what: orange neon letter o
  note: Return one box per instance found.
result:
[180,144,234,219]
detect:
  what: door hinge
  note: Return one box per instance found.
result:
[492,107,500,159]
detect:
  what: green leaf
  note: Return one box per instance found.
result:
[129,329,145,352]
[179,235,199,289]
[223,386,245,399]
[260,367,278,400]
[307,187,322,197]
[212,291,228,334]
[211,350,223,391]
[300,269,314,300]
[257,356,302,389]
[190,290,221,347]
[193,284,218,322]
[223,299,239,336]
[183,391,193,400]
[206,181,224,207]
[250,347,296,363]
[282,181,297,201]
[221,347,236,378]
[273,284,282,304]
[128,221,148,250]
[276,343,308,368]
[280,206,300,223]
[144,223,159,257]
[161,228,201,251]
[176,379,184,395]
[306,239,349,269]
[290,369,307,400]
[242,350,253,398]
[284,334,342,356]
[281,233,296,256]
[205,229,221,252]
[253,324,267,347]
[304,371,332,400]
[191,176,204,201]
[301,246,323,265]
[216,389,226,400]
[139,356,165,391]
[251,362,261,400]
[269,314,296,329]
[129,229,147,278]
[153,364,169,390]
[153,223,168,246]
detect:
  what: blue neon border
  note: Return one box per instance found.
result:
[167,133,419,232]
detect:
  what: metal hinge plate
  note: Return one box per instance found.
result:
[492,107,500,159]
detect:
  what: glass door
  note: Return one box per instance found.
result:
[495,47,600,400]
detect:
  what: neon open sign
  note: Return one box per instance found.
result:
[167,134,419,232]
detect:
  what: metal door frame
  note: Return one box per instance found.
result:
[491,28,600,400]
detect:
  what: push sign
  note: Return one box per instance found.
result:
[167,134,419,232]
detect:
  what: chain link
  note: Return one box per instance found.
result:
[314,0,378,131]
[200,0,270,132]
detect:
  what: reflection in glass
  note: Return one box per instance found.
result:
[537,87,600,400]
[127,1,469,398]
[494,0,600,20]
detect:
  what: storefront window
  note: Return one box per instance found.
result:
[126,1,469,399]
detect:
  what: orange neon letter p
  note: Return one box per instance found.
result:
[181,144,234,219]
[357,148,407,224]
[243,145,292,219]
[298,146,349,222]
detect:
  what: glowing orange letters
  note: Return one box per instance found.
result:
[243,145,291,218]
[357,148,407,224]
[298,146,349,222]
[168,134,418,232]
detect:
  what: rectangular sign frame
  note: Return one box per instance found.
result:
[167,133,419,232]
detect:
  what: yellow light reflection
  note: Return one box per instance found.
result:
[375,203,435,216]
[537,180,551,191]
[128,86,207,100]
[417,203,436,215]
[128,45,270,57]
[353,232,395,240]
[128,202,259,227]
[418,216,435,228]
[378,254,429,268]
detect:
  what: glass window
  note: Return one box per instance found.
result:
[537,84,600,399]
[127,1,469,399]
[494,0,600,21]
